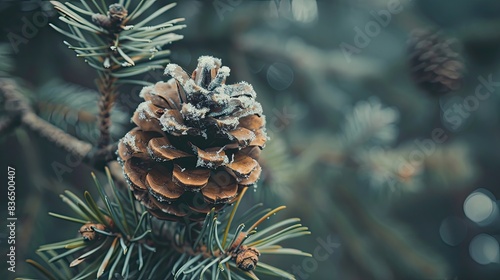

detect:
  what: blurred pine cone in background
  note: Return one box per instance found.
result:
[408,29,465,96]
[118,56,267,221]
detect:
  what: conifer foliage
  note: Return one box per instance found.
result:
[16,1,310,279]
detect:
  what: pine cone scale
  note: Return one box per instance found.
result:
[150,199,189,217]
[249,131,267,147]
[227,154,259,176]
[241,146,261,159]
[239,115,265,131]
[238,165,262,185]
[118,128,159,161]
[229,127,256,145]
[148,137,192,161]
[172,164,210,189]
[131,102,164,133]
[195,146,228,167]
[123,159,149,191]
[202,175,239,203]
[146,166,184,201]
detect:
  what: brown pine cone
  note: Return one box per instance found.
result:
[408,29,464,96]
[118,56,267,221]
[79,223,106,242]
[91,4,127,33]
[234,245,260,271]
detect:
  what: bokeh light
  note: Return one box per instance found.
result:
[440,216,467,246]
[469,234,500,265]
[266,62,294,91]
[463,189,498,225]
[291,0,318,23]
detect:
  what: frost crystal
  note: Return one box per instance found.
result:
[216,117,240,131]
[181,103,209,120]
[208,66,231,90]
[201,130,208,139]
[135,100,156,121]
[197,157,214,168]
[121,133,138,150]
[159,111,191,134]
[197,55,221,70]
[184,79,204,94]
[164,63,180,77]
[139,84,154,99]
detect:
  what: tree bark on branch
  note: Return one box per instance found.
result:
[0,78,125,187]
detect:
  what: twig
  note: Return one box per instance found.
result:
[0,78,120,173]
[0,78,92,157]
[22,111,93,156]
[96,72,117,149]
[86,141,119,169]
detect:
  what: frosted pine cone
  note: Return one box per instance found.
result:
[118,56,267,221]
[408,29,464,96]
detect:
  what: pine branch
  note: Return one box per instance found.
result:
[11,3,312,279]
[18,169,310,280]
[0,78,121,176]
[50,0,185,148]
[22,110,93,157]
[96,72,117,148]
[0,78,92,157]
[35,79,128,144]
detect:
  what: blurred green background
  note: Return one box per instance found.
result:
[2,0,500,279]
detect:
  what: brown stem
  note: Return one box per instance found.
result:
[1,78,93,157]
[96,72,117,149]
[87,142,119,170]
[23,110,93,155]
[1,79,26,135]
[0,78,122,174]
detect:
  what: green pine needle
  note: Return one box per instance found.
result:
[50,0,185,81]
[22,170,309,279]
